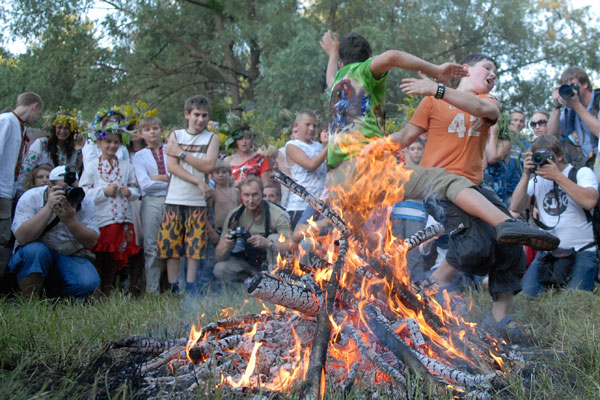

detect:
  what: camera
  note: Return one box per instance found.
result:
[228,226,251,254]
[558,82,579,99]
[529,149,555,173]
[63,165,85,204]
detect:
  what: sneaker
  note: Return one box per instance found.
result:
[479,315,528,344]
[495,219,559,251]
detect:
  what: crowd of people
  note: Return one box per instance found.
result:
[1,31,598,341]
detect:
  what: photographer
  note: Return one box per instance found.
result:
[214,176,291,282]
[8,166,100,299]
[510,135,598,297]
[547,67,600,168]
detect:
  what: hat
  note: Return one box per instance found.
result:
[49,166,67,181]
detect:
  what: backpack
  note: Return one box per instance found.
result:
[567,166,600,243]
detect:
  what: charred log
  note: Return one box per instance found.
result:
[245,272,321,316]
[301,236,349,399]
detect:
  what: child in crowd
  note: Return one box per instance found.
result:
[263,184,282,206]
[22,163,52,191]
[390,138,429,279]
[132,116,169,294]
[212,160,240,234]
[285,110,328,229]
[79,109,141,296]
[158,95,219,293]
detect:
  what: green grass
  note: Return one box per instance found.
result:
[1,287,599,399]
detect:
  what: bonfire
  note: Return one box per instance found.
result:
[111,168,533,399]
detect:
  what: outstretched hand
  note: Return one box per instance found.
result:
[400,72,437,97]
[320,30,339,56]
[435,63,469,86]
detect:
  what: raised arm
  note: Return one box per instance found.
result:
[320,30,339,89]
[286,143,328,171]
[485,125,511,164]
[370,52,467,84]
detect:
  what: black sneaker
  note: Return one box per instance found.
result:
[495,219,559,251]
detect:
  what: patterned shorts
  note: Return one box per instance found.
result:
[157,204,208,260]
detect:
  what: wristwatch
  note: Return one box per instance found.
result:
[178,150,187,160]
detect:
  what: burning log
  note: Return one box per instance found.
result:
[364,303,501,391]
[341,324,408,396]
[187,334,243,364]
[363,302,442,394]
[301,236,349,399]
[140,346,186,373]
[245,272,321,316]
[273,170,352,237]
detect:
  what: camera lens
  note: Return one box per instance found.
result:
[65,187,85,203]
[558,84,576,99]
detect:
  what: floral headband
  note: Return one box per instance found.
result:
[43,108,85,133]
[87,106,132,145]
[222,112,254,151]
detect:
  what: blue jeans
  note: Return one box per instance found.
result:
[521,250,598,297]
[9,242,100,299]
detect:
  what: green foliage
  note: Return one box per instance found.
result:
[1,0,600,137]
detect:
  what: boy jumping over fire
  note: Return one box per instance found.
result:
[320,31,558,338]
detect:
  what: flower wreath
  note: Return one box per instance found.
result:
[222,111,254,152]
[43,108,85,134]
[119,100,159,130]
[87,106,132,145]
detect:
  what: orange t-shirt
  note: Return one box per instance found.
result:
[410,94,498,184]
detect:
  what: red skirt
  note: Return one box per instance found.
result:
[94,223,140,270]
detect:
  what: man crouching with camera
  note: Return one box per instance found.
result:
[8,166,100,299]
[214,176,291,282]
[510,135,598,297]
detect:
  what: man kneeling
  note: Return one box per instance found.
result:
[9,166,100,299]
[214,176,291,282]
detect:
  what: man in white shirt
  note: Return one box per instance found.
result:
[510,135,599,296]
[0,92,43,278]
[9,166,100,299]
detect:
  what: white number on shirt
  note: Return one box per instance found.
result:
[448,113,466,138]
[468,116,483,137]
[448,114,484,138]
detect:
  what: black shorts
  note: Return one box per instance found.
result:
[424,184,526,300]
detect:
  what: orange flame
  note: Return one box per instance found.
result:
[223,342,263,388]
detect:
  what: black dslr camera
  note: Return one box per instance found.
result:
[529,149,555,173]
[228,226,252,254]
[63,165,85,204]
[558,82,579,99]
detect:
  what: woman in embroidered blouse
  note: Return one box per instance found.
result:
[16,110,83,195]
[224,128,271,188]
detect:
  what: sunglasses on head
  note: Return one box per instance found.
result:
[529,120,547,128]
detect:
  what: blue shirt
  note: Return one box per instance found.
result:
[560,91,600,158]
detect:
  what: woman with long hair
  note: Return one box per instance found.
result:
[16,109,83,195]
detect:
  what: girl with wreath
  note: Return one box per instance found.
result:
[79,108,141,296]
[15,109,84,196]
[223,114,271,188]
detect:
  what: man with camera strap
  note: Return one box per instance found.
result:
[8,166,100,299]
[214,176,291,282]
[548,67,600,172]
[510,135,599,297]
